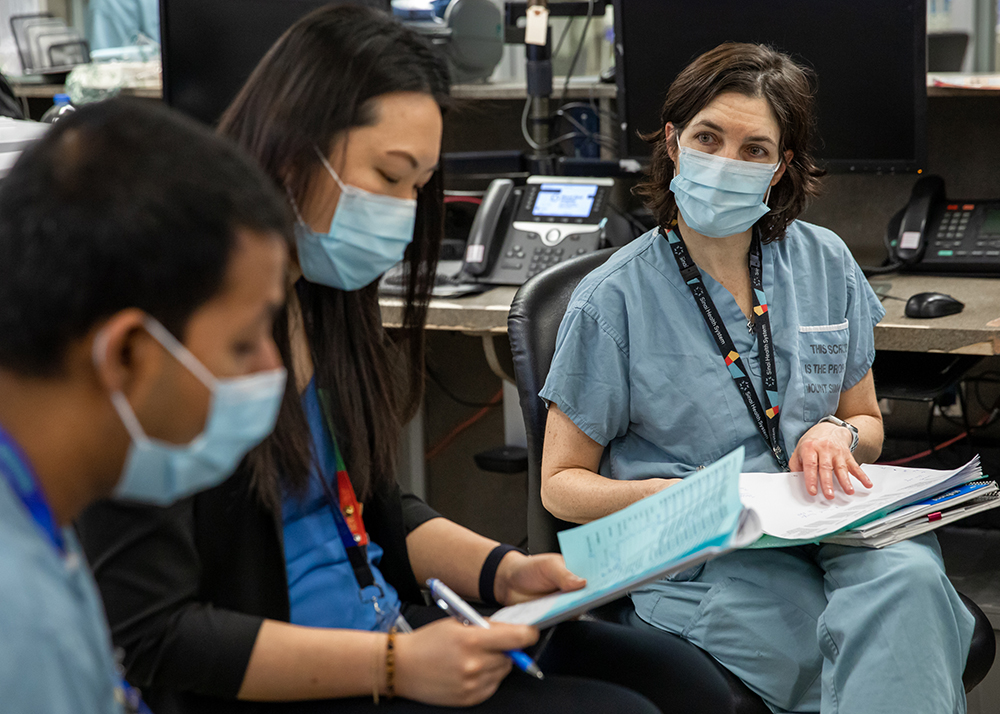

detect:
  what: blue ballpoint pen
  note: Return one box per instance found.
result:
[426,578,544,680]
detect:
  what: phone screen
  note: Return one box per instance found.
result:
[981,208,1000,235]
[533,184,598,218]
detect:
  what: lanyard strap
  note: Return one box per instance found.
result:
[316,387,379,594]
[116,678,154,714]
[663,227,788,470]
[0,425,66,553]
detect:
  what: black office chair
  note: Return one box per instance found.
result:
[507,249,996,709]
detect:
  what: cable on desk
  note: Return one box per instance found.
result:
[559,0,596,103]
[552,15,576,60]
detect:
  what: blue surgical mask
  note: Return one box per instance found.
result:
[291,146,417,290]
[670,146,780,238]
[94,317,287,505]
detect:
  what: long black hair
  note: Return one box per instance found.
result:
[219,4,450,505]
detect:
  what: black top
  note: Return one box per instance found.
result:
[76,467,440,714]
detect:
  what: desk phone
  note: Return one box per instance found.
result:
[893,175,1000,275]
[461,176,615,286]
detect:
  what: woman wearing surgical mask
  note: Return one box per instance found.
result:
[78,6,666,714]
[540,43,974,714]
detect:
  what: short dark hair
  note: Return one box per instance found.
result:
[0,97,292,376]
[219,5,450,502]
[635,43,826,242]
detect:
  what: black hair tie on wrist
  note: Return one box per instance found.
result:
[478,544,525,607]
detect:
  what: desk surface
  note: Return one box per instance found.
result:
[380,274,1000,354]
[873,274,1000,355]
[9,76,613,101]
[15,74,997,100]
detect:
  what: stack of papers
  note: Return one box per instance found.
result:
[824,480,999,548]
[740,456,990,548]
[491,452,995,628]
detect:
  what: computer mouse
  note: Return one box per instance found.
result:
[904,292,965,319]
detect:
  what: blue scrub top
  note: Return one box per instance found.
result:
[540,221,885,478]
[0,477,123,714]
[282,379,400,630]
[87,0,160,51]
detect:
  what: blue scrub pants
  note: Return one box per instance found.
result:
[630,534,975,714]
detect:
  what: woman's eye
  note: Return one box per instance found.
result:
[747,146,768,158]
[378,170,400,185]
[696,133,714,144]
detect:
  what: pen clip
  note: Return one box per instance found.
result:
[432,596,474,626]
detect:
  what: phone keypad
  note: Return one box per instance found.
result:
[930,205,990,260]
[527,246,565,278]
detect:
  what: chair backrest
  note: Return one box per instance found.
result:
[507,248,617,553]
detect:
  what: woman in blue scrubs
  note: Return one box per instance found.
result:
[540,43,974,713]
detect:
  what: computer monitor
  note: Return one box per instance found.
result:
[160,0,390,126]
[613,0,928,173]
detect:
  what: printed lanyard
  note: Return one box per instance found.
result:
[663,227,789,470]
[316,387,381,598]
[0,425,65,553]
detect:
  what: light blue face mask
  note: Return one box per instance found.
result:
[292,146,417,290]
[95,317,287,505]
[670,146,780,238]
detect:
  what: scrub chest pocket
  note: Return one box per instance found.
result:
[797,320,850,423]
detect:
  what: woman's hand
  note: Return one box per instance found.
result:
[393,618,538,707]
[789,421,873,499]
[493,552,586,606]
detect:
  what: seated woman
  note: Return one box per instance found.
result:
[78,6,664,714]
[539,43,974,714]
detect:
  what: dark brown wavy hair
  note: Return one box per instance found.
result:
[634,43,825,242]
[218,4,449,505]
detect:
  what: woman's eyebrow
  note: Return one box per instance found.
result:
[691,120,777,147]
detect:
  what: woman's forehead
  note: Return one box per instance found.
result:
[686,92,781,143]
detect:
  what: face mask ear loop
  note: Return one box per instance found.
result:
[142,317,218,390]
[110,391,152,445]
[92,325,152,445]
[313,145,348,191]
[285,184,307,225]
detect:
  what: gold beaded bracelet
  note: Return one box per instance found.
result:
[372,627,397,705]
[385,627,397,700]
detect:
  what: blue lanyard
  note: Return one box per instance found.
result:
[0,425,65,554]
[116,676,154,714]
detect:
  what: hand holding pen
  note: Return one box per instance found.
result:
[427,578,545,679]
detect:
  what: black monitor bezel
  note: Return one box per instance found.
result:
[611,0,928,174]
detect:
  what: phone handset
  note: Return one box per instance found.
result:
[462,178,514,278]
[895,175,946,264]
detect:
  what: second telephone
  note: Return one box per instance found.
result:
[889,175,1000,274]
[462,176,615,285]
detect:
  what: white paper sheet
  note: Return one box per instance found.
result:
[738,457,981,540]
[490,447,762,628]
